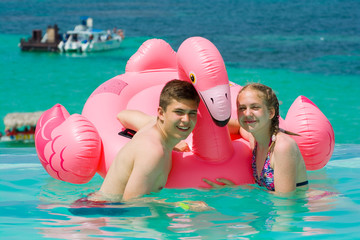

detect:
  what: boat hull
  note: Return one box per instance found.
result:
[59,34,123,53]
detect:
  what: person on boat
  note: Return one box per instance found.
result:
[117,29,125,39]
[88,80,200,202]
[203,83,308,194]
[106,30,112,40]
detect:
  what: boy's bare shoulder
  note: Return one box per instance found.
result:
[132,126,161,145]
[131,128,164,159]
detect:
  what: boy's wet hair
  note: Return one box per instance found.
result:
[159,79,200,111]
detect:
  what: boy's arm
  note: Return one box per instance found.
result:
[90,157,130,202]
[122,147,164,201]
[117,110,155,131]
[227,118,252,142]
[227,118,240,135]
[118,109,190,152]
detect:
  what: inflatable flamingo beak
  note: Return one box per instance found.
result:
[198,84,231,127]
[176,36,232,127]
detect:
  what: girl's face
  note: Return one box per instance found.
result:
[237,89,274,134]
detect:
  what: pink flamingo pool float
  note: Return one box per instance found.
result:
[35,37,335,188]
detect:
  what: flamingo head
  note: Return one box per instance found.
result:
[177,37,231,127]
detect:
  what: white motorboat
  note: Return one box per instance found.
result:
[58,17,124,53]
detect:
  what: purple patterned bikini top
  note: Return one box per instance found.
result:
[252,143,275,191]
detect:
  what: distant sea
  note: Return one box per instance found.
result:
[0,0,359,145]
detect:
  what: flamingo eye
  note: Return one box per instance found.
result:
[189,72,196,84]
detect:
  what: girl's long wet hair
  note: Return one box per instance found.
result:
[237,83,299,140]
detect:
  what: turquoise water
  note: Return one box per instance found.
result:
[1,33,359,144]
[0,0,359,144]
[1,145,360,239]
[1,0,360,238]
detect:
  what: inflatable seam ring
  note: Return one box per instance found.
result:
[35,36,335,187]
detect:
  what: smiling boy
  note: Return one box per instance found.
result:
[89,79,200,202]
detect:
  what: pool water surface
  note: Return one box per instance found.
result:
[1,145,359,239]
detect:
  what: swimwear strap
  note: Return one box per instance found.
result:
[296,180,309,187]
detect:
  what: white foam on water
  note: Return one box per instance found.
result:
[326,158,360,168]
[0,163,41,170]
[0,154,38,157]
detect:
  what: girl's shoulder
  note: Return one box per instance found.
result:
[274,132,298,154]
[272,133,301,169]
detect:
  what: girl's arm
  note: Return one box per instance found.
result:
[273,136,298,193]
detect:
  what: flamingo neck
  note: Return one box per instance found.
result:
[192,102,234,162]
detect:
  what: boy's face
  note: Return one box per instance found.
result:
[159,98,198,141]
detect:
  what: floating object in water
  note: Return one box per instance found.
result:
[19,25,61,52]
[35,37,334,188]
[58,17,124,53]
[1,111,43,142]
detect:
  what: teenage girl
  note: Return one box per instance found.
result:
[204,83,308,194]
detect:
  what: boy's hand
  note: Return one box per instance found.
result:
[173,140,190,152]
[202,178,235,188]
[176,201,214,212]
